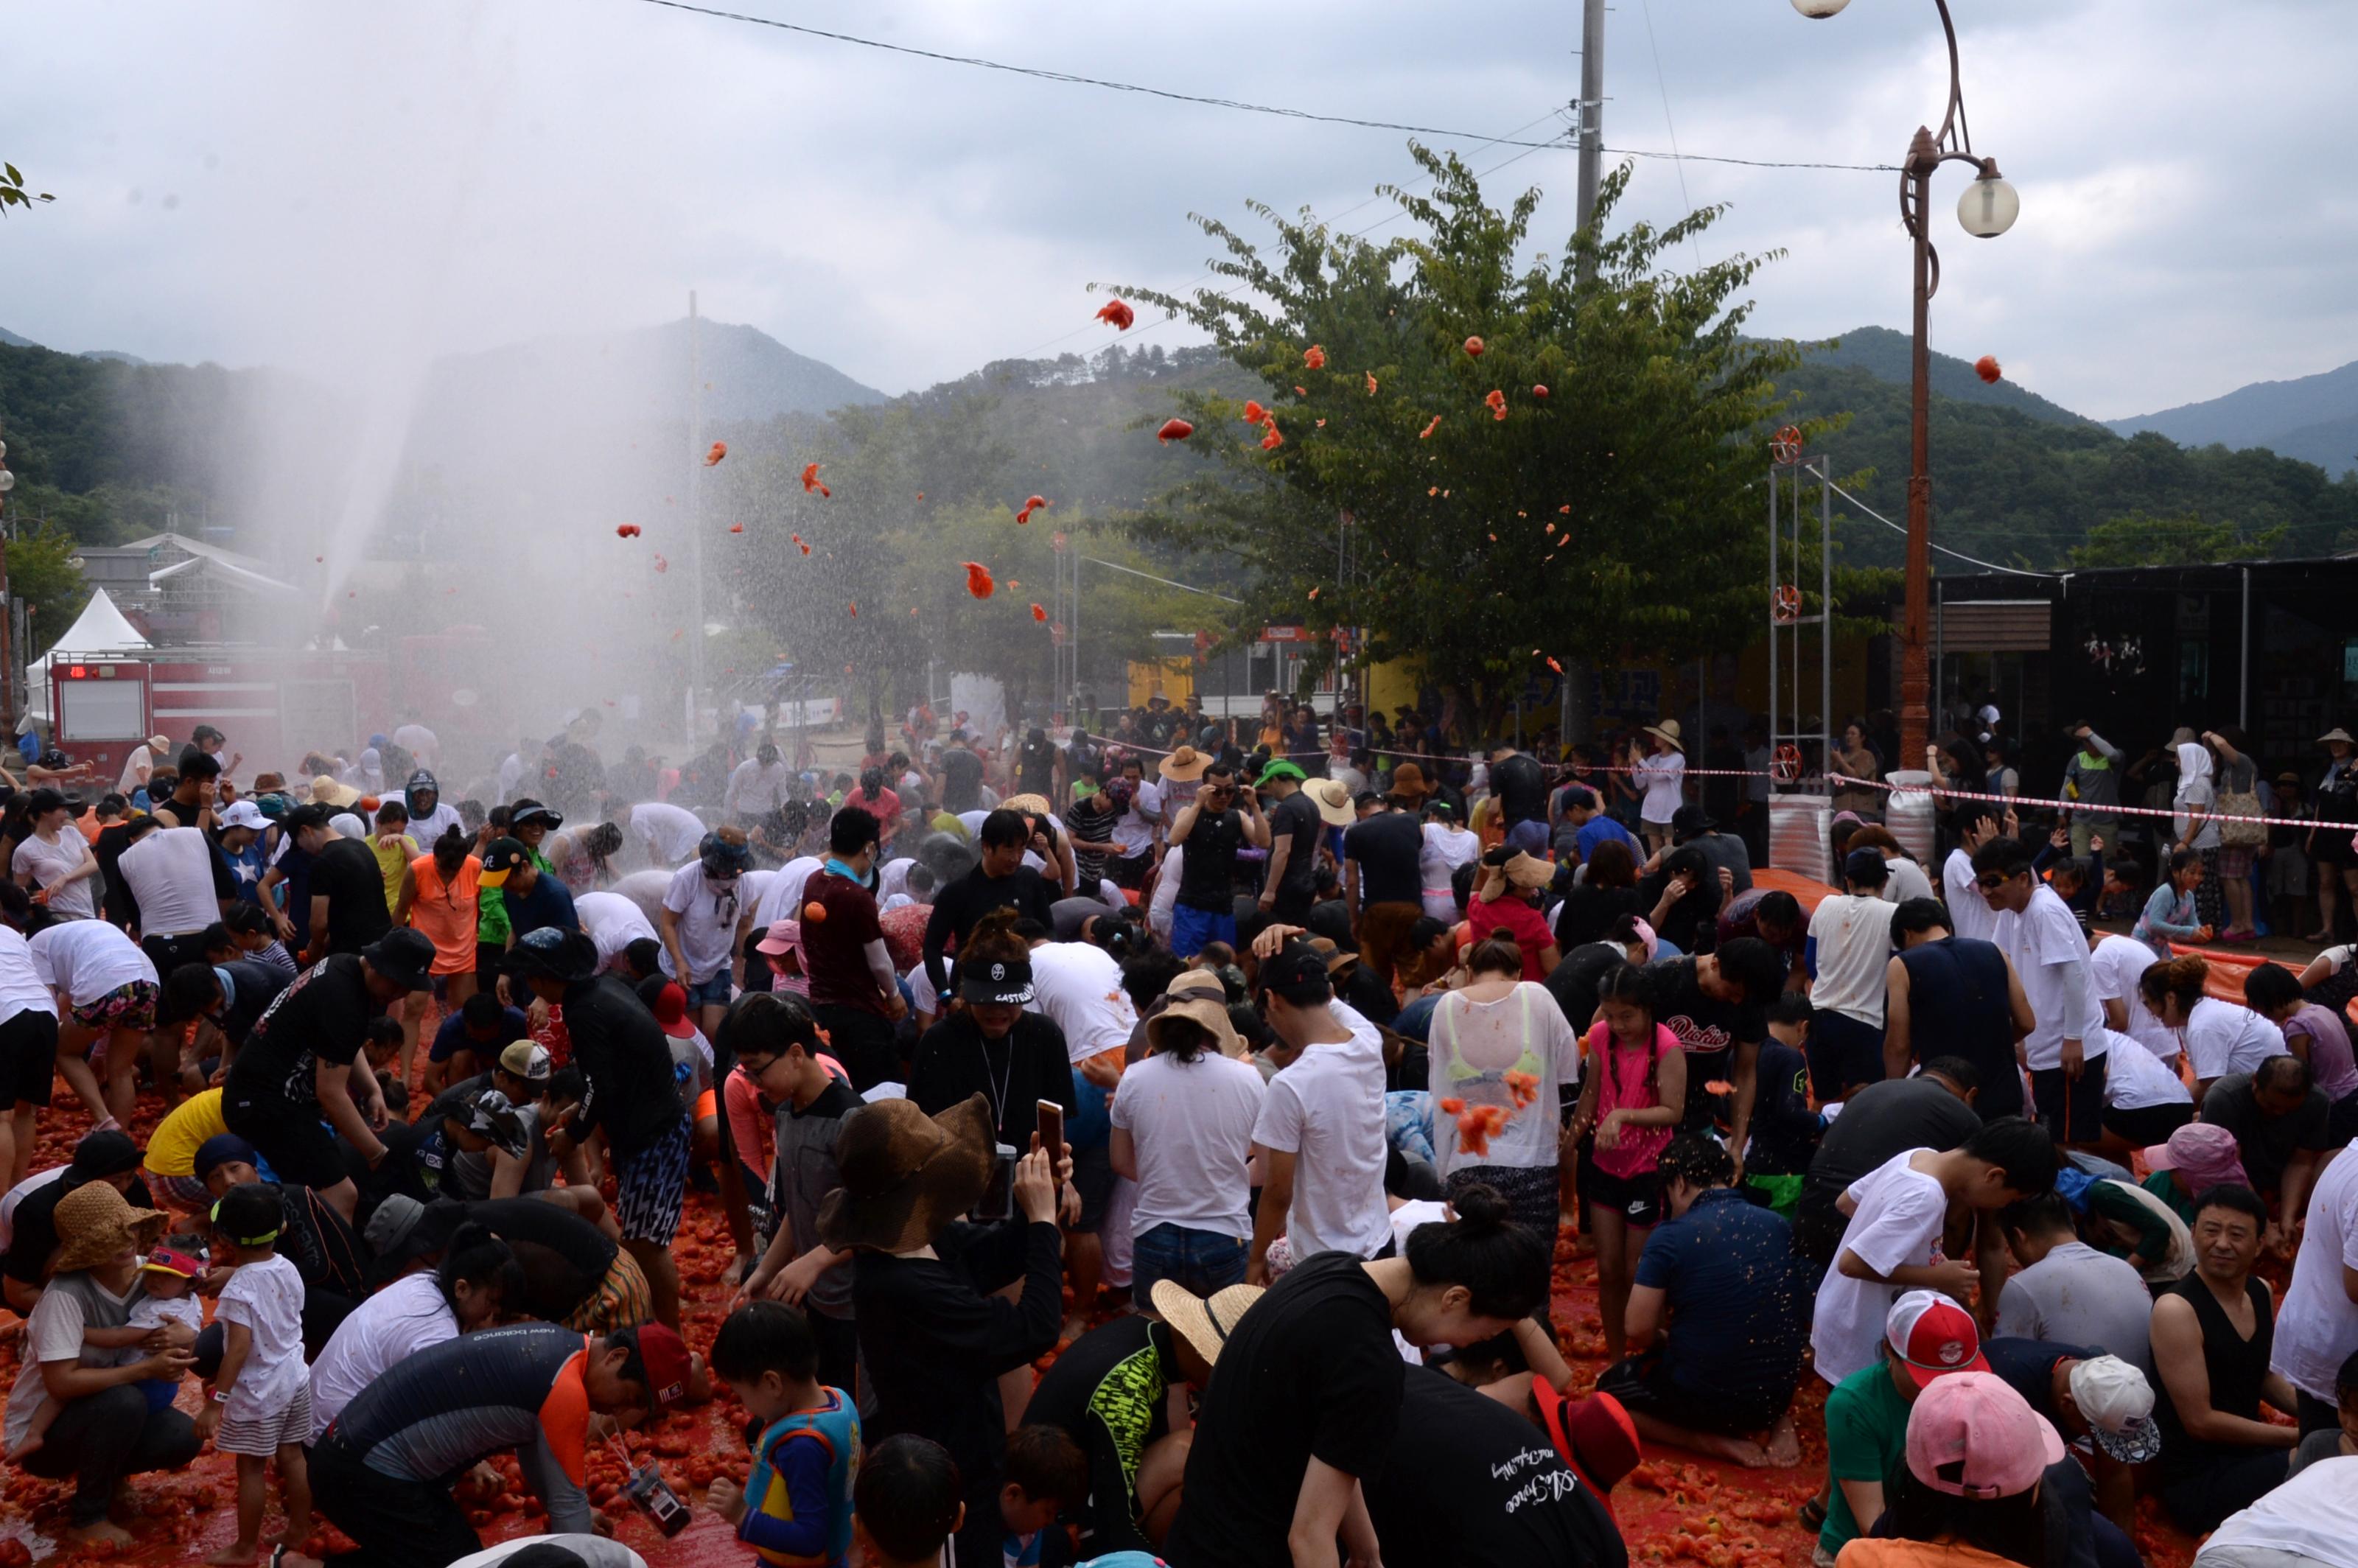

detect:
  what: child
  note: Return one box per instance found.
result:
[1567,962,1684,1362]
[2133,847,2211,959]
[999,1425,1087,1568]
[705,1301,859,1568]
[195,1181,312,1567]
[852,1435,965,1568]
[368,799,420,915]
[1743,993,1825,1218]
[3,1246,206,1462]
[754,917,810,998]
[1808,1116,2058,1389]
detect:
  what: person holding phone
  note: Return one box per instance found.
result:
[1165,762,1271,960]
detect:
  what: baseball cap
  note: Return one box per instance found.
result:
[216,799,268,832]
[1844,846,1892,886]
[650,981,696,1040]
[461,1091,530,1157]
[959,955,1035,1006]
[755,917,802,957]
[1884,1290,1989,1389]
[631,1321,693,1410]
[477,836,531,889]
[497,1041,552,1083]
[1257,945,1334,1004]
[2068,1355,2163,1463]
[1905,1371,2065,1499]
[140,1247,203,1280]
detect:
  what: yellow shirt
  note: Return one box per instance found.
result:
[145,1088,227,1178]
[372,834,419,913]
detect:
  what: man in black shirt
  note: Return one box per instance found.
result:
[935,735,986,814]
[909,952,1078,1158]
[509,926,693,1329]
[1794,1057,1984,1270]
[1166,761,1269,959]
[1488,743,1550,833]
[1643,937,1785,1162]
[287,808,393,959]
[923,810,1061,1000]
[1883,897,2034,1121]
[1343,793,1425,983]
[1255,763,1343,925]
[222,930,434,1221]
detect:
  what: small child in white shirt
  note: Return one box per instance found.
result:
[3,1246,206,1462]
[195,1183,311,1566]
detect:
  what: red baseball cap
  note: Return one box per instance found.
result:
[140,1247,203,1280]
[632,1321,693,1410]
[651,982,696,1041]
[1539,1388,1642,1510]
[1885,1290,1989,1390]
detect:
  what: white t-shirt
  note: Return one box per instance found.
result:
[116,743,162,797]
[2271,1139,2358,1401]
[1025,942,1138,1064]
[2099,1029,2191,1110]
[1111,1049,1266,1240]
[738,869,776,915]
[128,1292,204,1334]
[2193,1457,2358,1568]
[660,862,743,983]
[1419,823,1480,894]
[575,891,659,972]
[1811,1148,1951,1386]
[1113,782,1163,857]
[1252,1002,1392,1260]
[4,1272,139,1452]
[1633,752,1686,825]
[626,802,707,867]
[1427,982,1580,1173]
[1942,850,1998,943]
[29,920,157,1004]
[1148,844,1182,939]
[1808,894,1898,1026]
[2186,998,2285,1084]
[753,857,824,931]
[1995,886,2107,1071]
[723,760,793,820]
[448,1536,649,1568]
[216,1252,307,1422]
[116,825,222,938]
[2091,934,2180,1060]
[0,928,58,1026]
[13,830,94,920]
[1877,855,1937,906]
[407,800,464,849]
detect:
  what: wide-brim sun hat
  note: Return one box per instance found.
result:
[1151,1281,1264,1368]
[52,1181,170,1275]
[1644,720,1684,751]
[1158,746,1209,783]
[816,1093,998,1253]
[2320,729,2356,746]
[1145,991,1244,1060]
[1389,763,1433,799]
[1301,777,1355,828]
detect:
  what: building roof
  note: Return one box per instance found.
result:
[149,553,300,598]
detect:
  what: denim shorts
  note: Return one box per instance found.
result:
[681,969,734,1010]
[1131,1222,1247,1302]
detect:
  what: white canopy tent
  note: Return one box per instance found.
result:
[22,589,150,724]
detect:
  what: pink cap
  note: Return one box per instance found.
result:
[1905,1371,2065,1499]
[2142,1121,2248,1191]
[755,917,802,958]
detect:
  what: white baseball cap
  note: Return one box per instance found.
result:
[2068,1355,2162,1463]
[216,799,267,832]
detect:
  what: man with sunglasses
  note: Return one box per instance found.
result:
[1972,838,2109,1148]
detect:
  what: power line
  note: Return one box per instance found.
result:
[1826,480,2061,578]
[624,0,1897,172]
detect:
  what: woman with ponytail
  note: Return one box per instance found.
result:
[305,1219,524,1441]
[2141,954,2285,1096]
[1166,1185,1548,1568]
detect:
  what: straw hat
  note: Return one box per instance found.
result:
[1151,1281,1265,1368]
[1643,720,1684,752]
[1001,793,1053,818]
[52,1180,169,1275]
[1144,990,1244,1059]
[307,773,363,809]
[1478,850,1555,901]
[1388,762,1434,799]
[816,1094,998,1253]
[1159,745,1210,783]
[1301,777,1354,828]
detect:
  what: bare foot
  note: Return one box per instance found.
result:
[66,1522,135,1550]
[273,1516,314,1547]
[1763,1414,1803,1469]
[4,1432,41,1463]
[204,1541,260,1566]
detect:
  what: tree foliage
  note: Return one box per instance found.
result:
[8,522,91,658]
[1119,149,1811,717]
[2065,509,2288,570]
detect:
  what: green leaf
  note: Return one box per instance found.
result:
[4,164,19,186]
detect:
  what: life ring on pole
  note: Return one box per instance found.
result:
[1771,584,1802,624]
[1770,425,1804,465]
[1771,744,1805,784]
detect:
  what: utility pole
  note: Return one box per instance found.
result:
[686,291,707,747]
[1562,0,1606,749]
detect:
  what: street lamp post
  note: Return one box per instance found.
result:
[1796,0,2017,763]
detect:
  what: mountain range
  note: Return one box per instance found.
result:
[2107,358,2358,477]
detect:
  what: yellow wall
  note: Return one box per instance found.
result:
[1126,658,1194,708]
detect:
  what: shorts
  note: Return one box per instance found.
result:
[141,934,211,1021]
[217,1382,311,1457]
[1744,1172,1805,1219]
[560,1246,656,1333]
[225,1089,349,1191]
[1578,1152,1661,1228]
[2217,846,2256,881]
[680,970,733,1010]
[144,1169,214,1211]
[1108,852,1152,892]
[70,980,158,1035]
[2314,824,2358,869]
[615,1114,693,1246]
[2102,1100,2194,1149]
[1805,1009,1887,1101]
[2031,1054,2108,1144]
[1598,1352,1791,1436]
[0,1008,57,1107]
[1071,1141,1116,1233]
[1169,904,1235,960]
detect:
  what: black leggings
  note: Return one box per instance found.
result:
[19,1383,201,1526]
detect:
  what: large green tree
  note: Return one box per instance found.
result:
[1121,147,1811,721]
[2065,509,2287,569]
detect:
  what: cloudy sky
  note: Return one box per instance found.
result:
[2,0,2350,420]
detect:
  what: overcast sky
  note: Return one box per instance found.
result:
[2,0,2350,421]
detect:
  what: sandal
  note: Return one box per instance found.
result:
[1798,1497,1827,1532]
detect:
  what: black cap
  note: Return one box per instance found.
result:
[363,929,438,991]
[478,836,531,885]
[1258,945,1334,1003]
[959,955,1035,1006]
[1843,847,1892,887]
[1670,803,1716,836]
[1559,784,1599,811]
[66,1127,140,1184]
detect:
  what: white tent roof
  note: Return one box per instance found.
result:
[24,589,150,717]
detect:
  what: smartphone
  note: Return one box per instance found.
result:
[1036,1099,1066,1163]
[971,1142,1018,1222]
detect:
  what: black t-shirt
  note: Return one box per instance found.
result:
[94,822,139,927]
[939,749,985,813]
[923,867,1062,995]
[217,958,293,1047]
[1175,809,1244,913]
[1636,867,1722,956]
[1366,1369,1627,1568]
[4,1173,160,1286]
[1554,883,1642,950]
[1166,1250,1405,1568]
[225,953,380,1111]
[1643,956,1764,1132]
[309,837,393,953]
[1268,791,1324,895]
[1343,811,1423,907]
[1491,752,1550,828]
[908,1012,1078,1152]
[1801,1075,1981,1219]
[1544,941,1630,1037]
[1017,743,1057,797]
[561,973,687,1161]
[1747,1041,1820,1176]
[465,1195,619,1320]
[1024,1315,1177,1558]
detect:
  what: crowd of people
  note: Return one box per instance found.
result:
[0,694,2349,1568]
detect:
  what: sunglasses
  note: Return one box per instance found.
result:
[1974,872,2015,890]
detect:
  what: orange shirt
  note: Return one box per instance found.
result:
[407,853,481,975]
